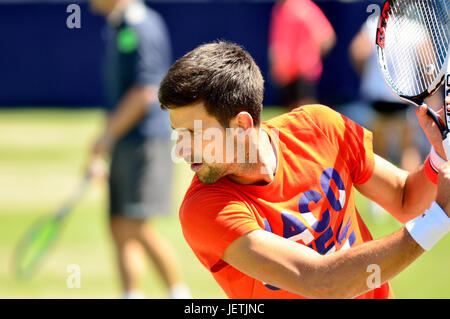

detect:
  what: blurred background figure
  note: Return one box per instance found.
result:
[87,0,190,299]
[268,0,336,110]
[349,13,425,173]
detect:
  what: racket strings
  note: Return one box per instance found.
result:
[408,2,439,91]
[414,1,440,92]
[382,0,449,97]
[420,1,447,71]
[386,2,425,95]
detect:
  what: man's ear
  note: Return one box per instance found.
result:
[231,112,254,131]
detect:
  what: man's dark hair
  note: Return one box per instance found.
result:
[158,41,264,127]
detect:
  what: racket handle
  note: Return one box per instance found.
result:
[55,175,92,221]
[442,136,450,161]
[426,107,447,140]
[445,56,450,160]
[446,45,450,100]
[425,106,450,159]
[447,73,450,100]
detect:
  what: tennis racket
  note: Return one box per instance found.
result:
[376,0,450,158]
[13,174,91,279]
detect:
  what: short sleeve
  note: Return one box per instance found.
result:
[300,105,375,185]
[180,187,262,272]
[132,13,172,87]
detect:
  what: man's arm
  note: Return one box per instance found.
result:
[94,85,158,152]
[355,154,436,224]
[356,100,450,223]
[222,163,450,299]
[86,85,157,179]
[223,227,422,299]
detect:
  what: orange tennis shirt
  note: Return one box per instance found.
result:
[180,105,392,299]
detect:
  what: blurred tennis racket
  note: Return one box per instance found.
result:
[376,0,450,158]
[13,174,91,279]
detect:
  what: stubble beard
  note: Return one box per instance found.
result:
[196,161,258,185]
[196,163,227,184]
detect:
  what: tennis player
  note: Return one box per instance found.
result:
[87,0,190,299]
[158,41,450,299]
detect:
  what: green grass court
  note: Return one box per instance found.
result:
[0,107,448,298]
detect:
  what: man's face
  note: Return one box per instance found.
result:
[88,0,116,15]
[169,102,248,184]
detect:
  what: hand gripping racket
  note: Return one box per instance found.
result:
[376,0,450,158]
[13,174,92,279]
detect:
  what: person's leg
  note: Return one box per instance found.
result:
[134,219,190,298]
[282,77,318,111]
[109,139,165,298]
[369,104,396,223]
[109,138,190,298]
[109,216,146,298]
[371,112,389,159]
[137,138,190,298]
[398,110,422,171]
[109,215,189,298]
[109,140,145,297]
[371,102,408,164]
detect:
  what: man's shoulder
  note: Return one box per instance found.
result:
[124,3,166,32]
[182,177,236,205]
[263,104,336,133]
[122,4,170,58]
[290,104,339,120]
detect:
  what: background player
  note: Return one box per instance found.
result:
[268,0,336,109]
[349,14,421,171]
[87,0,190,299]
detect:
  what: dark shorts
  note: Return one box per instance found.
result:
[372,101,409,114]
[281,77,318,107]
[108,138,173,220]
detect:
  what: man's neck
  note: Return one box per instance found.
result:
[107,0,134,26]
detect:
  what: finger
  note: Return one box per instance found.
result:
[415,104,448,158]
[434,108,446,126]
[415,103,427,120]
[417,103,428,114]
[424,104,447,129]
[416,104,435,128]
[439,160,450,172]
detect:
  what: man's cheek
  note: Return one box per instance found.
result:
[202,128,226,163]
[201,140,220,163]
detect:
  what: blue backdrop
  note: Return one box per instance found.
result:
[0,0,377,108]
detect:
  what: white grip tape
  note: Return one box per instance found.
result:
[430,146,447,171]
[406,202,450,251]
[442,135,450,161]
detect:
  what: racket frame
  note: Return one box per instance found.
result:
[13,174,91,279]
[444,46,450,156]
[376,0,450,146]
